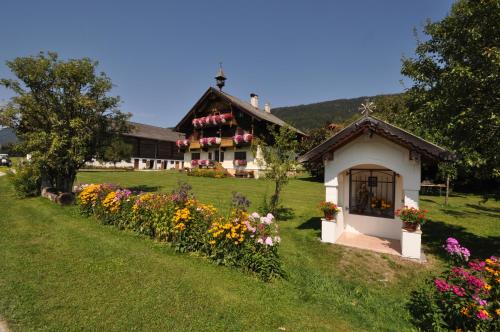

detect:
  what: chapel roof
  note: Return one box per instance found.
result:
[298,116,454,163]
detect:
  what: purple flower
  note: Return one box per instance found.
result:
[444,238,470,261]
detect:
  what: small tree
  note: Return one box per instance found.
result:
[101,138,133,168]
[0,52,130,192]
[255,125,299,215]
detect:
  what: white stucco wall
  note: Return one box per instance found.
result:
[184,145,265,177]
[86,157,183,170]
[324,133,421,240]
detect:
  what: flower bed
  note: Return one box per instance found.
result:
[76,183,284,281]
[409,238,499,331]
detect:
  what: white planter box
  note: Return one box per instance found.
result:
[321,218,337,243]
[401,228,422,259]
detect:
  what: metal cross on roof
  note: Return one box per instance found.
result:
[359,99,376,118]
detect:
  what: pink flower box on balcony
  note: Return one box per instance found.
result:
[176,139,190,148]
[191,159,199,167]
[233,159,247,166]
[199,137,221,147]
[198,159,215,167]
[191,113,233,128]
[233,133,253,145]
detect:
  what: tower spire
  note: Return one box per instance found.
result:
[215,62,226,91]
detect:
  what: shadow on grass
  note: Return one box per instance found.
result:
[275,206,295,221]
[441,209,467,217]
[420,198,437,203]
[295,176,323,183]
[423,220,500,260]
[297,217,321,237]
[465,203,500,214]
[129,185,161,193]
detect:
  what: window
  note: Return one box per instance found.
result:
[234,151,247,160]
[170,160,174,164]
[208,152,212,160]
[349,169,395,218]
[214,150,219,162]
[191,152,200,160]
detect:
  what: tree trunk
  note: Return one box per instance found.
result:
[55,172,76,193]
[270,181,282,214]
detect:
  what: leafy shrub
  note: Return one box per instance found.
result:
[8,163,41,197]
[188,168,228,178]
[76,183,285,281]
[408,238,499,331]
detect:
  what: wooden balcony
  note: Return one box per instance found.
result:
[190,141,201,149]
[220,138,234,148]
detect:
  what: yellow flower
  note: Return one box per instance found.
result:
[460,307,470,317]
[484,283,492,291]
[496,308,500,316]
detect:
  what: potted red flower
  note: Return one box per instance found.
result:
[318,201,340,221]
[395,206,429,231]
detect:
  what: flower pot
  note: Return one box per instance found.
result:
[324,212,335,221]
[403,221,419,232]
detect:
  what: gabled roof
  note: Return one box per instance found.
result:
[125,122,184,142]
[175,87,305,135]
[298,116,454,163]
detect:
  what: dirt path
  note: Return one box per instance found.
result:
[0,318,10,332]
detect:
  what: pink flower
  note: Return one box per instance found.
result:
[244,221,256,233]
[434,279,450,292]
[264,237,274,246]
[452,285,466,297]
[468,260,486,271]
[476,310,490,320]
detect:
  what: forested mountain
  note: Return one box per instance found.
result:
[272,94,400,131]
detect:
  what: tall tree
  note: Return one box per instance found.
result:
[255,125,299,215]
[402,0,500,182]
[0,52,130,192]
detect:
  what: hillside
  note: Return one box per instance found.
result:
[271,94,399,132]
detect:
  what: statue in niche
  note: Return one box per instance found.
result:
[356,183,371,212]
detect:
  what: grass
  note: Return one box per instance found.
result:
[0,171,499,331]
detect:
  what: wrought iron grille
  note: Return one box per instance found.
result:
[349,169,395,218]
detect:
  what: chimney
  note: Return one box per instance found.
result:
[264,102,271,113]
[250,93,259,108]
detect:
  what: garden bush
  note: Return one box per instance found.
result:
[187,168,228,178]
[8,163,41,197]
[75,182,284,281]
[409,238,499,331]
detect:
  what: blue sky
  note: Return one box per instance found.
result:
[0,0,454,127]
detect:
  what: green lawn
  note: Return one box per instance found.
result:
[0,171,498,331]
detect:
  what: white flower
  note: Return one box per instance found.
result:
[250,212,260,220]
[256,238,264,244]
[274,236,281,243]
